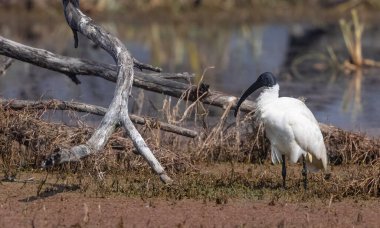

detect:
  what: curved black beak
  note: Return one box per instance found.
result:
[234,80,262,117]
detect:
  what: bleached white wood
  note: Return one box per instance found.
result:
[41,0,172,183]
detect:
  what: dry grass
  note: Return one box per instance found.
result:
[323,124,380,165]
[291,9,380,76]
[15,162,380,202]
[340,9,364,67]
[339,9,380,71]
[0,97,379,200]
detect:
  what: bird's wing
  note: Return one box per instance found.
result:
[285,104,328,171]
[279,97,319,124]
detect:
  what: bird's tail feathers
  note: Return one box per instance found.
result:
[305,147,328,173]
[271,146,283,164]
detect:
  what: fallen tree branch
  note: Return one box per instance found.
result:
[0,56,13,76]
[132,57,162,72]
[0,35,254,113]
[0,98,197,138]
[35,0,172,183]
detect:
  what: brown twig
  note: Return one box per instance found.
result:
[132,57,162,72]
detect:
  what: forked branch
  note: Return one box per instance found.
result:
[40,0,172,183]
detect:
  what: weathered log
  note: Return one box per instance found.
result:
[33,0,172,183]
[0,98,198,138]
[0,35,255,113]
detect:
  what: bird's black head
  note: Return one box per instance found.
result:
[256,72,277,88]
[234,72,278,117]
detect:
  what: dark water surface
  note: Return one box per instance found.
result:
[1,13,380,136]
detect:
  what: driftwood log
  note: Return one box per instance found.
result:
[31,0,172,183]
[0,36,254,113]
[0,99,197,138]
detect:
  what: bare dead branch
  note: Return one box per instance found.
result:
[132,57,162,72]
[0,35,255,113]
[37,0,172,183]
[0,56,13,76]
[0,98,198,138]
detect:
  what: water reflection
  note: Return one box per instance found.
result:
[0,16,379,136]
[342,70,362,120]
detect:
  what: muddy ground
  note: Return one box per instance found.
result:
[0,169,379,228]
[1,184,379,227]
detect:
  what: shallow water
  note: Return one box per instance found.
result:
[1,14,380,136]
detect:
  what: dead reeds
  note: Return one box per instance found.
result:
[339,9,363,67]
[339,9,380,71]
[1,94,379,198]
[291,9,380,76]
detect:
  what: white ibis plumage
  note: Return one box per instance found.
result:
[234,72,328,189]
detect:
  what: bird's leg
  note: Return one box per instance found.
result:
[302,155,307,190]
[281,155,286,189]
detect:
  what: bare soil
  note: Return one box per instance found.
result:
[0,176,378,228]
